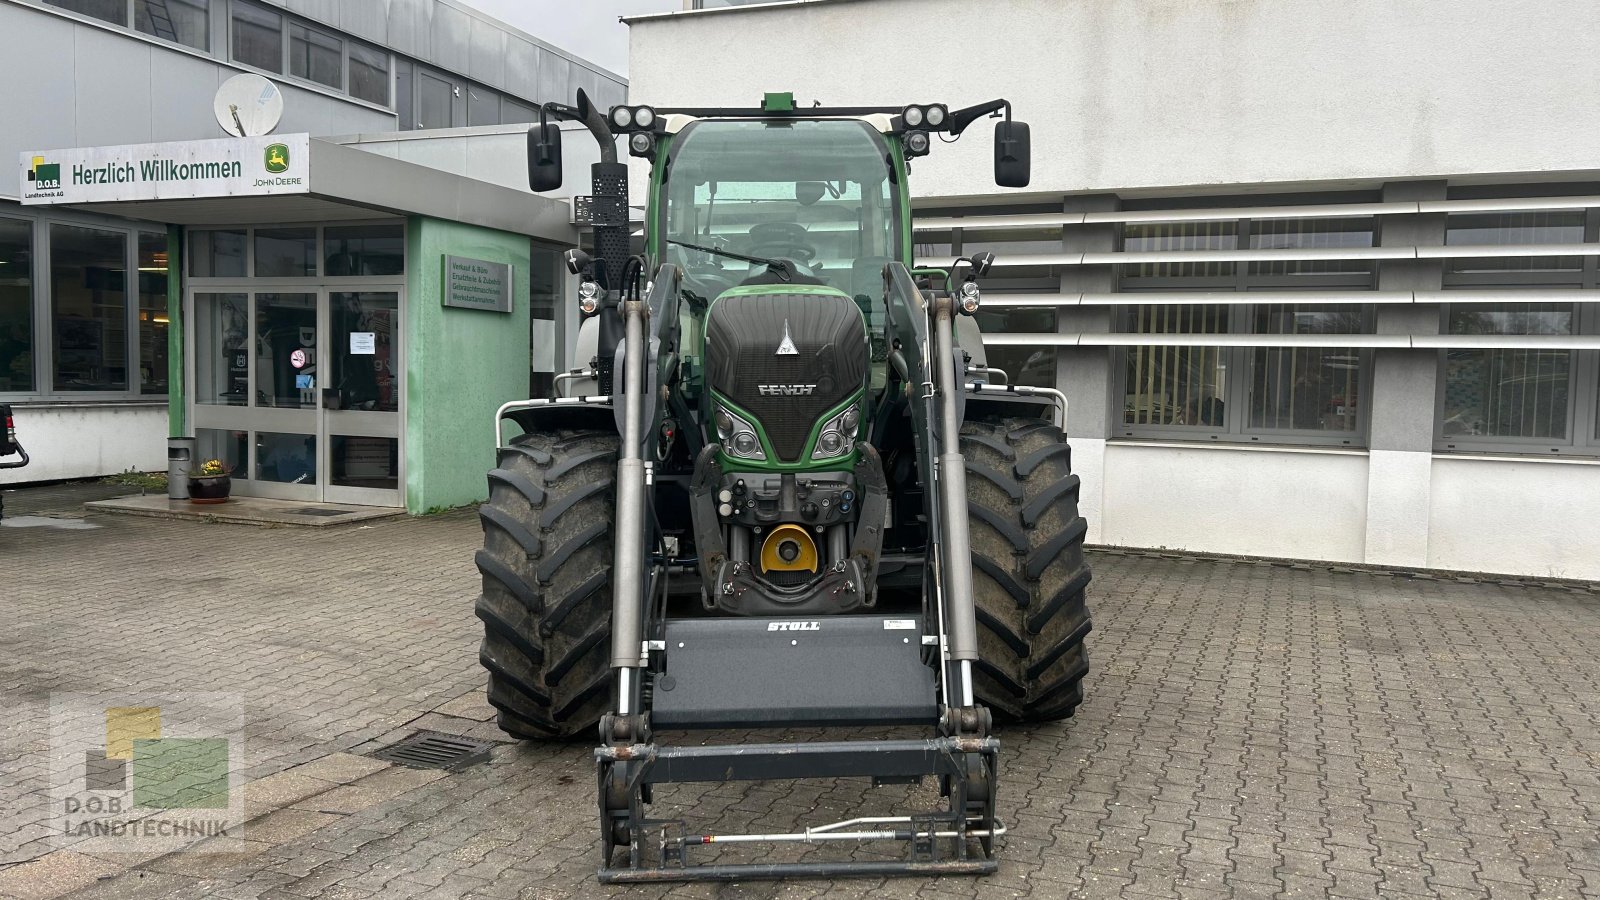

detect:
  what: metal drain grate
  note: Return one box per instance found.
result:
[287,507,356,517]
[368,730,494,771]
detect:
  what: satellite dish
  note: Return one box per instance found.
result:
[214,73,284,137]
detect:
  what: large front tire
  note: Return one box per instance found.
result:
[962,415,1093,723]
[475,428,618,740]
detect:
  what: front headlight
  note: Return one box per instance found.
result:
[811,402,861,461]
[715,405,766,461]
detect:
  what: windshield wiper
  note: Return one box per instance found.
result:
[668,238,776,268]
[668,239,797,283]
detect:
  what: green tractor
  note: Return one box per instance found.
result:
[477,90,1092,882]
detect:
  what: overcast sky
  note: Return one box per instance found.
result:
[456,0,683,76]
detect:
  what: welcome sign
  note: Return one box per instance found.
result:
[20,133,310,205]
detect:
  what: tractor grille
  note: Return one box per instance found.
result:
[705,292,867,462]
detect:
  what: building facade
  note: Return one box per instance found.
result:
[0,0,623,509]
[628,0,1600,579]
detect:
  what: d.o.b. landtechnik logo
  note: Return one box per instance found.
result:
[49,693,245,854]
[26,156,63,198]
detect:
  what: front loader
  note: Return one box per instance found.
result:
[476,90,1092,882]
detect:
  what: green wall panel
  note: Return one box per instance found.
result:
[405,216,530,514]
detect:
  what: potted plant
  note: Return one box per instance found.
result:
[188,458,232,504]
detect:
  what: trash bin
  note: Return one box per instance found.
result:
[168,437,196,500]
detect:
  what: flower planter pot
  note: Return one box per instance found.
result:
[188,474,232,504]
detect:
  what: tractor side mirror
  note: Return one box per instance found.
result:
[994,120,1031,188]
[528,122,563,192]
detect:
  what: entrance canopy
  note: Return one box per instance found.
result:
[20,134,575,242]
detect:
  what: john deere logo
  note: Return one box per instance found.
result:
[263,144,289,174]
[27,156,61,189]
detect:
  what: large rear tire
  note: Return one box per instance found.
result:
[475,428,618,740]
[962,415,1093,723]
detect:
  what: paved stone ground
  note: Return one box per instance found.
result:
[2,503,1598,899]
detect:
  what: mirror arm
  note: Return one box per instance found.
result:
[539,89,618,163]
[947,98,1011,137]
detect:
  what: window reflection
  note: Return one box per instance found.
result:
[325,224,403,276]
[194,293,247,406]
[255,227,316,278]
[255,293,317,408]
[1443,303,1573,440]
[330,292,398,412]
[0,218,33,393]
[256,432,316,484]
[51,224,127,391]
[138,233,169,394]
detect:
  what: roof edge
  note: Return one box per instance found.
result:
[623,0,866,26]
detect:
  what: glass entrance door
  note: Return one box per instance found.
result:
[323,291,400,505]
[190,288,403,507]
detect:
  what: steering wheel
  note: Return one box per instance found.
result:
[746,222,816,262]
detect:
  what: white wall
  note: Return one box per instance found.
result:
[1096,442,1370,563]
[1429,457,1600,581]
[1080,441,1600,580]
[628,0,1600,200]
[0,404,167,484]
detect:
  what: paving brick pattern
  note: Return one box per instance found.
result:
[0,508,486,869]
[2,507,1598,899]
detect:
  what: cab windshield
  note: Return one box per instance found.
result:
[660,119,902,303]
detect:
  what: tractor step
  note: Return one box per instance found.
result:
[650,615,937,728]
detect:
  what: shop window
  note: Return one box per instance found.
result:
[329,292,397,412]
[47,0,127,26]
[134,0,208,50]
[254,293,317,409]
[325,224,403,276]
[331,436,397,490]
[254,227,316,277]
[256,431,315,483]
[231,3,282,73]
[289,21,342,89]
[195,428,246,477]
[349,42,389,105]
[137,232,168,394]
[1441,303,1574,442]
[193,293,247,406]
[50,224,128,392]
[0,218,34,393]
[190,229,246,278]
